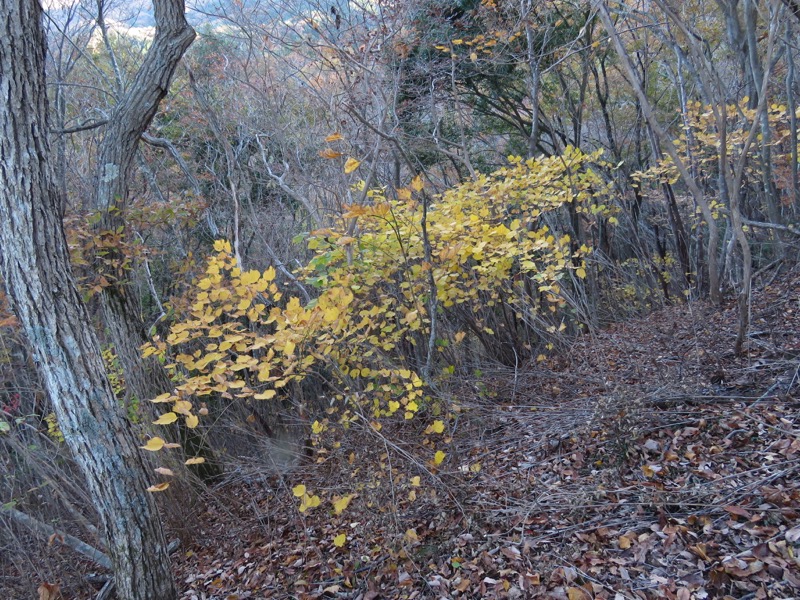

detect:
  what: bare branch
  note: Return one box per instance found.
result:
[54,119,109,135]
[1,505,112,570]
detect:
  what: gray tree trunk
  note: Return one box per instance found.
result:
[0,2,177,599]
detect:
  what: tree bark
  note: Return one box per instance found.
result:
[0,2,177,598]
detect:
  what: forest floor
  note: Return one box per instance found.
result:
[164,265,800,600]
[5,265,800,599]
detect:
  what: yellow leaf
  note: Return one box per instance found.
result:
[151,392,172,404]
[430,420,445,434]
[141,437,166,452]
[388,401,400,414]
[299,493,321,512]
[469,462,481,473]
[333,533,347,547]
[146,482,170,492]
[153,412,178,425]
[452,38,463,45]
[185,457,206,465]
[434,450,446,465]
[405,528,419,542]
[470,52,477,61]
[324,306,340,322]
[411,175,424,192]
[185,413,199,429]
[312,420,325,434]
[284,340,296,355]
[292,484,306,497]
[173,400,192,415]
[410,476,420,487]
[254,389,277,400]
[240,270,261,285]
[325,132,344,142]
[154,467,175,476]
[344,157,361,174]
[332,494,354,515]
[408,490,417,501]
[213,240,231,252]
[576,267,586,279]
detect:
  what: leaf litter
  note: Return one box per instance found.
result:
[169,266,799,599]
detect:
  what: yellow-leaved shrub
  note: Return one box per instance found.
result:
[142,147,614,503]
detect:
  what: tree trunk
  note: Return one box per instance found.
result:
[0,2,176,598]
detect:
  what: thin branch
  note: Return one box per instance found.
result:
[743,218,800,234]
[141,132,202,197]
[255,136,321,228]
[54,119,109,135]
[189,69,244,267]
[1,505,112,570]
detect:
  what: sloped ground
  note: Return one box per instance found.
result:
[3,266,798,599]
[169,266,799,599]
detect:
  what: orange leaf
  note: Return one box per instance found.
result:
[319,148,343,159]
[146,482,170,492]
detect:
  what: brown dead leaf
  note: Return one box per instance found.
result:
[566,585,591,600]
[37,583,61,600]
[723,505,752,519]
[455,577,470,592]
